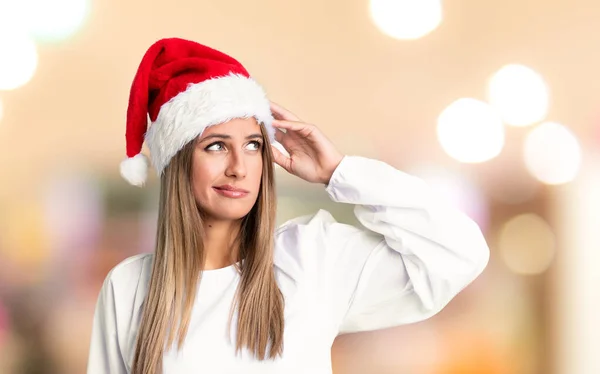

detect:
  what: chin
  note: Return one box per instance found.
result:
[204,206,254,222]
[219,212,250,221]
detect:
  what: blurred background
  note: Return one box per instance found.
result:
[0,0,599,373]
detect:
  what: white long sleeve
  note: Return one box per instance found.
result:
[289,155,491,334]
[87,254,150,374]
[87,269,129,374]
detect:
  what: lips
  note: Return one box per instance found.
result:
[212,185,250,198]
[213,185,249,193]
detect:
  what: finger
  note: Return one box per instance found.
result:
[272,119,312,134]
[274,127,286,143]
[270,101,301,121]
[274,127,299,153]
[272,139,291,157]
[270,144,292,173]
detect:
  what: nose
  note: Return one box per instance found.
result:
[225,149,247,179]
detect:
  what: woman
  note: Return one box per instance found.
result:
[87,38,490,374]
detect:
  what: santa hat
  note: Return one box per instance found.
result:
[119,37,276,186]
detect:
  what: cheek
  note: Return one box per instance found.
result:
[191,160,220,198]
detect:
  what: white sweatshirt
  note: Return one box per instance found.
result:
[86,156,490,374]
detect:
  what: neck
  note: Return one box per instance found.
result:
[202,219,241,270]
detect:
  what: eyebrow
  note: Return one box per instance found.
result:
[199,133,263,143]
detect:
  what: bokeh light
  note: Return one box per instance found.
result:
[0,1,24,32]
[21,0,91,43]
[487,64,549,127]
[43,171,103,257]
[369,0,442,40]
[408,164,489,232]
[437,98,505,163]
[2,201,50,285]
[524,122,582,185]
[0,33,38,91]
[498,213,556,275]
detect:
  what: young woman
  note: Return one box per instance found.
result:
[86,38,490,374]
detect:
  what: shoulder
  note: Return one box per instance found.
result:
[275,208,379,249]
[274,209,335,267]
[273,209,380,277]
[102,253,154,313]
[275,208,359,240]
[105,253,153,286]
[275,209,352,257]
[92,254,152,370]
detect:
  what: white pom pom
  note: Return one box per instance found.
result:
[119,153,150,186]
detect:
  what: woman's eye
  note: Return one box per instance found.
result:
[247,141,262,150]
[205,141,261,152]
[205,142,224,151]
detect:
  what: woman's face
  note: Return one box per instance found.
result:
[192,117,264,223]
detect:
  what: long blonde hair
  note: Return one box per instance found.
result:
[131,123,284,373]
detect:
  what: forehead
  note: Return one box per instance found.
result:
[201,117,261,137]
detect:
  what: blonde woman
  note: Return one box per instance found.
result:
[86,38,490,374]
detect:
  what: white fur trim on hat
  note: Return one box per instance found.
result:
[144,73,275,176]
[119,153,150,187]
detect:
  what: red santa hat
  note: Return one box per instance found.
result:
[120,37,276,186]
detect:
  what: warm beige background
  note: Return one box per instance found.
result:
[1,0,599,198]
[1,1,599,373]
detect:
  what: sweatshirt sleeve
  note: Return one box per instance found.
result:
[86,269,129,374]
[320,156,490,334]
